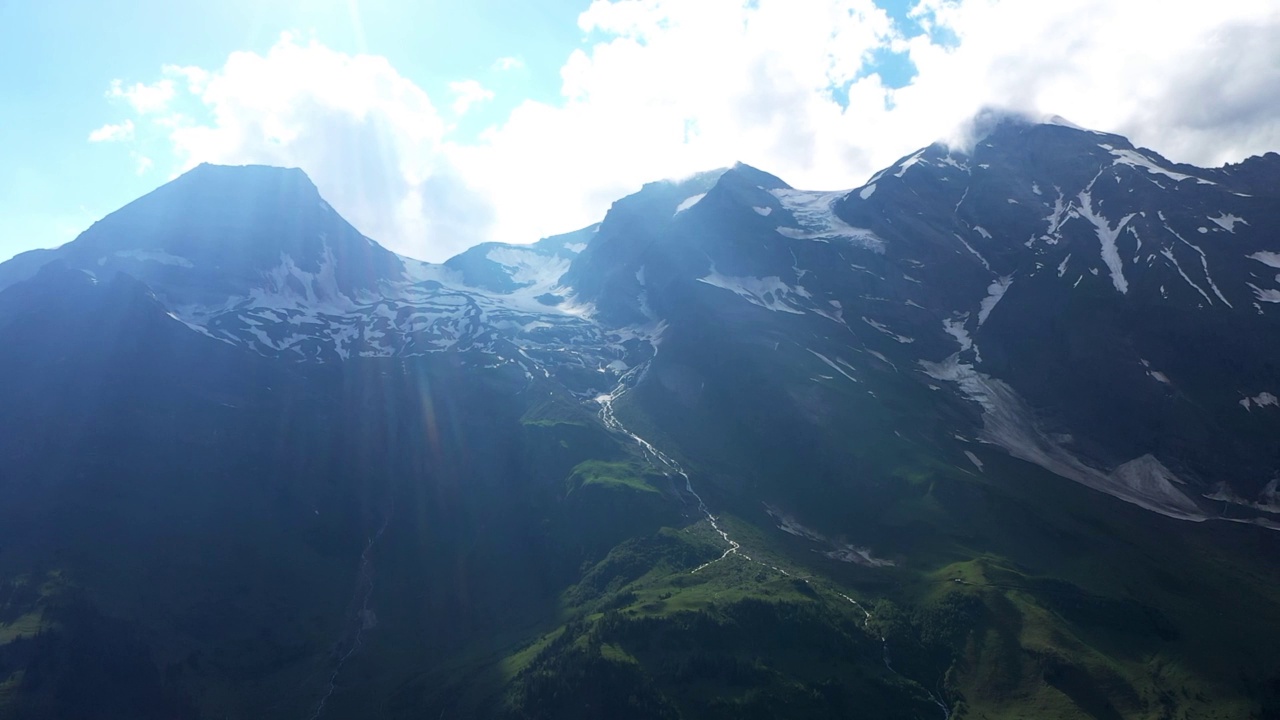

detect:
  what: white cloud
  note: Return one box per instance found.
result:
[892,0,1280,167]
[448,79,495,115]
[131,151,153,175]
[88,119,134,142]
[493,56,525,71]
[112,34,492,260]
[453,0,902,247]
[99,3,1280,262]
[108,78,176,114]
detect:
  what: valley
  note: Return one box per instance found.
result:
[1,114,1279,719]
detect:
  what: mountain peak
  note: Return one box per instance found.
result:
[174,162,318,200]
[161,162,329,222]
[940,107,1128,158]
[72,162,361,284]
[0,161,407,308]
[723,162,791,190]
[185,161,315,184]
[1042,114,1087,130]
[77,162,330,256]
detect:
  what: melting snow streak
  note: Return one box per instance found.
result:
[1077,193,1135,294]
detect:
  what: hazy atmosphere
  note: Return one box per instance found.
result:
[4,3,1280,718]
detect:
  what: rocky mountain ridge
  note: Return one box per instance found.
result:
[2,112,1279,719]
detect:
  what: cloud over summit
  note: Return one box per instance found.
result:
[101,2,1280,262]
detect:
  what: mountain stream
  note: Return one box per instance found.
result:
[306,515,390,720]
[596,364,744,572]
[597,363,949,718]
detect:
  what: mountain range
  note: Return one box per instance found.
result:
[1,113,1278,719]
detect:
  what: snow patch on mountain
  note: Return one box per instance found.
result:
[154,240,647,382]
[1109,455,1201,514]
[1208,213,1247,232]
[1205,478,1280,515]
[1247,251,1280,269]
[1105,146,1213,185]
[771,189,885,251]
[110,249,195,268]
[964,450,984,472]
[977,277,1012,325]
[808,350,858,383]
[1042,190,1070,243]
[942,316,973,353]
[939,153,970,173]
[1076,192,1134,294]
[674,193,707,216]
[1160,248,1213,305]
[485,246,571,290]
[891,150,925,178]
[955,235,991,270]
[921,355,1205,521]
[698,270,809,315]
[861,316,914,343]
[1045,115,1091,131]
[866,349,896,371]
[252,248,358,314]
[400,258,455,284]
[1240,392,1278,410]
[1248,284,1280,303]
[764,505,892,567]
[1161,226,1232,306]
[164,310,231,343]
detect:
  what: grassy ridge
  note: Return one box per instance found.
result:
[518,322,1280,719]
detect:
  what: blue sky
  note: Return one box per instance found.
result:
[2,1,1277,263]
[1,0,585,260]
